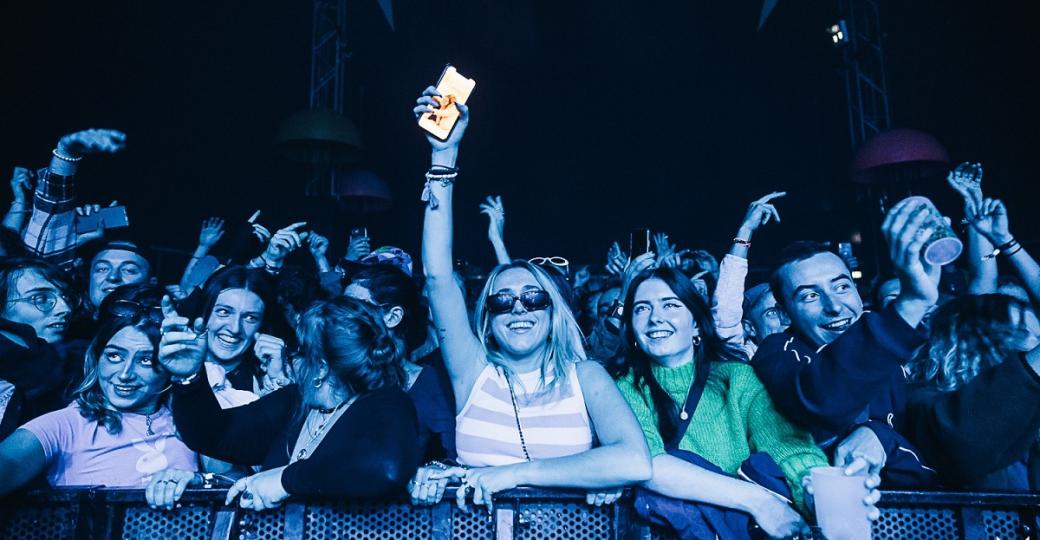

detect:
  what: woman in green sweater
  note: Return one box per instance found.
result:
[613,268,874,538]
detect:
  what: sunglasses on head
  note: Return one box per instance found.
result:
[486,289,553,315]
[528,256,569,278]
[105,299,164,324]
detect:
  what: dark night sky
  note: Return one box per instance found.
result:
[3,1,1037,282]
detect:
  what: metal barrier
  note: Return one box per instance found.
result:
[2,488,1039,539]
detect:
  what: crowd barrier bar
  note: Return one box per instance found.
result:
[3,487,1040,539]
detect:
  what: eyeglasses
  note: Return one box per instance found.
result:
[528,256,569,277]
[486,290,553,315]
[104,299,163,324]
[6,291,72,313]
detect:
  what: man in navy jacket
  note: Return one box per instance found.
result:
[752,198,942,487]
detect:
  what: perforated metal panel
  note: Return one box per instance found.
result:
[120,504,213,540]
[0,503,79,540]
[871,506,959,540]
[238,507,286,540]
[304,501,432,539]
[515,502,613,540]
[453,506,494,539]
[983,509,1027,540]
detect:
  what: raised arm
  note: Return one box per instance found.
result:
[22,129,126,267]
[714,192,785,347]
[180,218,224,290]
[479,195,511,264]
[2,167,33,232]
[415,87,485,400]
[968,198,1040,306]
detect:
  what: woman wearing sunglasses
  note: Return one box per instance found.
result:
[0,288,219,510]
[413,87,651,510]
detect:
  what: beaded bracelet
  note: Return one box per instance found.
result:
[51,149,82,162]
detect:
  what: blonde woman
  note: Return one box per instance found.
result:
[409,86,650,509]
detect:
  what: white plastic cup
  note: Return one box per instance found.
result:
[811,466,872,540]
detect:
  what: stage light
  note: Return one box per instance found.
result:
[827,20,848,46]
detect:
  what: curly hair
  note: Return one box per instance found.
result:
[908,294,1019,393]
[294,297,407,404]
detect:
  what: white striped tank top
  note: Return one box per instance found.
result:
[455,362,593,467]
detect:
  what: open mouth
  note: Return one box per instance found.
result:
[216,334,241,347]
[45,322,67,332]
[506,320,535,333]
[112,384,140,397]
[646,330,674,340]
[820,318,853,332]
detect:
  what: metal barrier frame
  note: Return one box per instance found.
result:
[3,488,1040,539]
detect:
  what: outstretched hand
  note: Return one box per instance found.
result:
[966,198,1012,246]
[198,218,225,249]
[9,167,32,203]
[57,129,127,158]
[605,242,627,275]
[737,191,785,238]
[157,295,207,378]
[479,196,506,243]
[653,232,690,269]
[262,222,309,265]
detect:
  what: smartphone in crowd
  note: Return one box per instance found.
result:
[418,65,476,141]
[350,227,368,240]
[74,205,130,234]
[630,228,651,259]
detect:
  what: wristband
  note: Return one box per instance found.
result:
[51,148,83,162]
[732,237,751,248]
[1002,244,1023,258]
[983,238,1018,260]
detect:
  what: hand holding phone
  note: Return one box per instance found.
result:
[418,65,476,141]
[75,205,130,234]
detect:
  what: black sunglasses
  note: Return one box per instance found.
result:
[486,290,553,315]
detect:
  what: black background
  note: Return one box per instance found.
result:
[3,0,1036,281]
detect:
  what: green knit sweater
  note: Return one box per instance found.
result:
[616,359,827,511]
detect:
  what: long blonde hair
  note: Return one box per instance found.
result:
[473,261,586,390]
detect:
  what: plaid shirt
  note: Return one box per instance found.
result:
[22,166,77,268]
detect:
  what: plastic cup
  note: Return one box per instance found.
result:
[902,196,962,266]
[811,466,871,540]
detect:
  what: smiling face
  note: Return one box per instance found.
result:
[2,268,72,343]
[98,326,166,414]
[631,278,700,367]
[205,288,264,365]
[89,249,150,309]
[487,267,552,360]
[777,252,863,347]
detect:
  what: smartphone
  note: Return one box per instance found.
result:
[350,227,368,239]
[75,205,130,234]
[418,65,476,141]
[629,229,651,258]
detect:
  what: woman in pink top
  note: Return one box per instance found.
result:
[410,85,651,510]
[0,298,209,510]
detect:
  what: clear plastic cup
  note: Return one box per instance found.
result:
[811,466,872,540]
[902,196,962,266]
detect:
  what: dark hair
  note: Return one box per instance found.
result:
[612,268,747,444]
[73,310,164,435]
[294,296,406,401]
[768,241,834,307]
[98,283,165,326]
[348,265,429,354]
[277,265,328,318]
[195,265,276,327]
[0,256,75,308]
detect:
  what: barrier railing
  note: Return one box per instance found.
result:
[2,488,1039,539]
